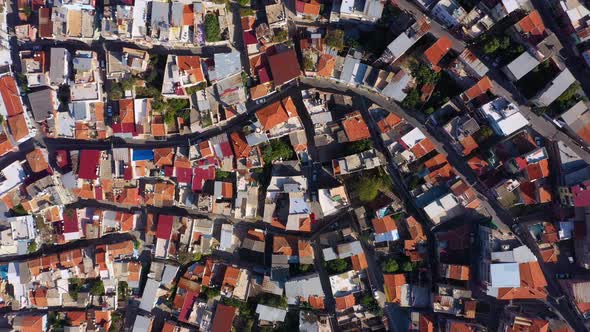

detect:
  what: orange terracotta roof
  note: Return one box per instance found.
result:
[520,181,536,205]
[230,131,251,158]
[448,321,475,332]
[335,293,356,311]
[342,111,371,142]
[94,311,111,331]
[446,264,470,280]
[0,134,16,156]
[154,147,175,167]
[152,117,166,137]
[273,235,296,256]
[526,159,550,180]
[463,76,493,101]
[317,54,335,77]
[538,183,552,203]
[29,288,48,307]
[383,273,406,303]
[0,76,24,116]
[241,16,255,31]
[177,56,205,83]
[247,229,265,241]
[308,295,325,309]
[66,311,86,326]
[418,314,434,332]
[540,246,558,263]
[298,239,314,258]
[377,112,402,133]
[199,141,213,158]
[405,216,426,242]
[410,137,435,159]
[26,149,49,173]
[223,266,240,287]
[13,314,45,332]
[424,153,447,169]
[8,113,30,141]
[351,253,368,271]
[118,99,135,124]
[183,5,194,26]
[256,100,290,131]
[460,135,479,155]
[517,10,545,37]
[424,36,452,67]
[464,300,477,319]
[249,83,272,100]
[372,215,397,234]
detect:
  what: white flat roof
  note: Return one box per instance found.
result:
[490,263,521,288]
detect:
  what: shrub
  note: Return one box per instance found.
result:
[204,14,221,42]
[325,29,345,50]
[382,258,398,273]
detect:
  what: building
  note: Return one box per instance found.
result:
[477,97,529,136]
[533,68,577,107]
[431,0,467,28]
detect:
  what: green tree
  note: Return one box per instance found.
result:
[401,89,421,110]
[303,54,316,71]
[361,294,382,315]
[353,171,392,202]
[118,281,129,301]
[382,258,399,273]
[483,37,500,54]
[262,139,294,163]
[69,278,83,300]
[476,125,493,141]
[325,29,345,50]
[273,29,289,43]
[27,241,37,253]
[345,139,372,154]
[401,261,414,272]
[90,280,105,296]
[9,204,28,216]
[205,14,221,42]
[326,259,350,274]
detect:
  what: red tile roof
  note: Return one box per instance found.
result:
[410,137,435,159]
[424,37,452,68]
[526,159,550,181]
[211,304,236,332]
[372,215,397,234]
[308,295,325,309]
[177,56,205,83]
[517,10,545,37]
[351,253,368,271]
[335,293,356,311]
[463,76,493,101]
[377,113,402,133]
[383,273,406,303]
[256,97,297,131]
[317,54,335,77]
[156,215,174,240]
[342,111,371,142]
[268,49,301,86]
[78,150,101,180]
[0,76,24,116]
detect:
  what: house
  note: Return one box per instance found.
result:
[371,216,400,243]
[334,0,384,22]
[11,314,47,331]
[503,51,540,81]
[431,0,467,28]
[341,111,370,142]
[49,48,70,87]
[266,4,287,28]
[210,51,242,82]
[424,37,452,71]
[162,55,206,97]
[132,315,153,332]
[487,261,547,300]
[332,149,382,175]
[460,76,492,102]
[268,48,301,87]
[255,96,303,138]
[533,68,577,107]
[423,193,463,224]
[560,100,590,145]
[382,69,413,101]
[318,186,350,216]
[284,274,325,306]
[295,0,320,19]
[28,89,56,123]
[19,51,49,87]
[256,304,287,325]
[442,114,480,155]
[211,304,236,332]
[477,97,529,136]
[383,273,408,304]
[377,17,430,65]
